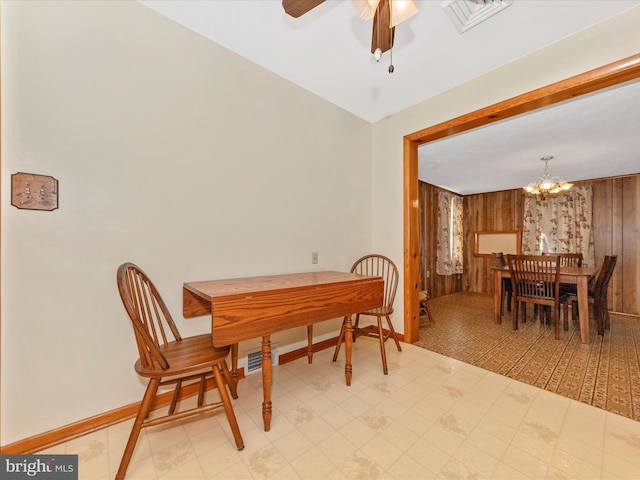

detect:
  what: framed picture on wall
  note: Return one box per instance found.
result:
[473,230,521,257]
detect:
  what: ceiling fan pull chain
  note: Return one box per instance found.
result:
[387,0,393,72]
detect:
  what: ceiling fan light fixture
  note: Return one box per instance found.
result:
[353,0,419,66]
[353,0,417,26]
[390,0,419,27]
[524,156,573,196]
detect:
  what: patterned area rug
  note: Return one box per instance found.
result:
[415,292,640,422]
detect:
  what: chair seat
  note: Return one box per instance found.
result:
[358,306,394,317]
[135,334,231,377]
[565,288,595,301]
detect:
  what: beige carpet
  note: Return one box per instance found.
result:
[415,292,640,422]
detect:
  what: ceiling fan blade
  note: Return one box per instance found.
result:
[352,0,380,21]
[282,0,326,18]
[371,0,394,54]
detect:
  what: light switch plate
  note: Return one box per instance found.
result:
[11,172,59,211]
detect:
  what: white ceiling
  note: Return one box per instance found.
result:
[420,78,640,194]
[138,0,640,193]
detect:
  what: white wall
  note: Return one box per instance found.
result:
[371,6,640,327]
[0,1,373,444]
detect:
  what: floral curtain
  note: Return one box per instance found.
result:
[437,191,464,275]
[522,184,595,267]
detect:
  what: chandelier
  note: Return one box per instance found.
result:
[524,156,573,195]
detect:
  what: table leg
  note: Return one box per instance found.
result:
[345,315,353,386]
[229,343,239,398]
[577,276,590,344]
[306,325,313,364]
[494,270,502,325]
[261,336,273,431]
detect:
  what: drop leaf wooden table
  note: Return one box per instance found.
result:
[183,270,383,431]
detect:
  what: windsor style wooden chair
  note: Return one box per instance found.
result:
[332,254,401,374]
[115,263,244,479]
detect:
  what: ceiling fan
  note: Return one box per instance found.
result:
[282,0,419,61]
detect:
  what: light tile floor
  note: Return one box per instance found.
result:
[39,341,640,479]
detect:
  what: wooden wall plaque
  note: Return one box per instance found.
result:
[11,172,59,211]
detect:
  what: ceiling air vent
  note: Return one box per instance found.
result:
[442,0,514,34]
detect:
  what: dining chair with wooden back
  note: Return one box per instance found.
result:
[492,252,512,317]
[546,252,584,296]
[332,254,401,374]
[570,255,617,336]
[115,263,244,479]
[552,253,583,267]
[507,254,569,339]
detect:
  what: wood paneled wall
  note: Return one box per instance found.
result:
[419,173,640,315]
[591,175,640,314]
[462,189,525,296]
[418,182,462,297]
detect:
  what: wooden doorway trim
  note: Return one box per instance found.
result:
[403,53,640,344]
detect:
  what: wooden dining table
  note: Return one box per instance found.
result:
[182,270,383,431]
[493,265,597,344]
